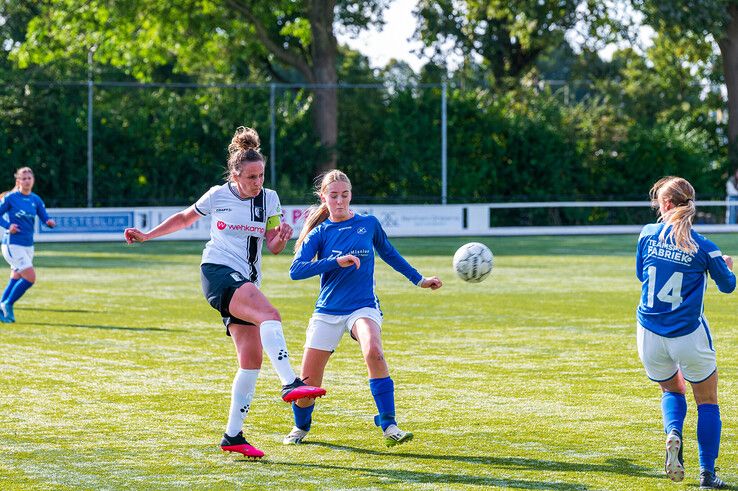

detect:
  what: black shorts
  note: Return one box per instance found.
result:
[200,263,255,335]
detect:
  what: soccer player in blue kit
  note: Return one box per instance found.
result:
[283,170,443,447]
[636,176,735,489]
[0,167,56,323]
[124,126,325,459]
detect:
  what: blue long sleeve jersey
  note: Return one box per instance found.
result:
[290,213,423,315]
[636,223,736,337]
[0,191,50,247]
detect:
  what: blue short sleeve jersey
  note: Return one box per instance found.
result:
[0,191,50,247]
[636,223,735,337]
[290,213,423,315]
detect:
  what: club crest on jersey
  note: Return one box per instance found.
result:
[357,227,367,234]
[254,207,264,220]
[230,272,245,282]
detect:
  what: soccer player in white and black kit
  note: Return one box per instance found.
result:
[636,177,735,489]
[124,126,325,459]
[282,170,442,447]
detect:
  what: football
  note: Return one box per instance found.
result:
[452,242,494,283]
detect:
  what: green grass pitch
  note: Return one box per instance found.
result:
[1,235,736,490]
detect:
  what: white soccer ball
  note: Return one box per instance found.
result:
[452,242,494,283]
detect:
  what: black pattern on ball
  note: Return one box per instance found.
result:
[452,242,494,283]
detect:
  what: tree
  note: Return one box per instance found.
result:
[631,0,738,167]
[413,0,581,86]
[12,0,389,173]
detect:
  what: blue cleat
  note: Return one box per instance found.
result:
[0,302,14,323]
[700,470,728,489]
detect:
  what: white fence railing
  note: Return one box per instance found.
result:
[24,201,738,242]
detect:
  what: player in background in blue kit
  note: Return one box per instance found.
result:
[636,176,735,489]
[283,170,442,447]
[0,167,56,323]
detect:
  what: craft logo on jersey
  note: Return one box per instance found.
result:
[254,206,264,221]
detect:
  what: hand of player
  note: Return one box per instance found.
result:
[46,219,56,228]
[420,276,443,290]
[124,228,148,244]
[276,223,293,242]
[337,254,360,269]
[723,255,734,270]
[8,223,19,234]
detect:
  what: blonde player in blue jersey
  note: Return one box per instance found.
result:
[283,170,443,447]
[124,126,325,459]
[0,167,56,323]
[637,176,735,489]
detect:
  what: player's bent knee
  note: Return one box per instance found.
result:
[363,344,385,363]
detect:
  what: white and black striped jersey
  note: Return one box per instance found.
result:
[194,183,282,286]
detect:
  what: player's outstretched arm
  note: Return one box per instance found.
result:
[124,205,200,244]
[419,276,442,290]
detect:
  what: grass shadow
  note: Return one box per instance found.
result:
[21,321,179,332]
[17,307,99,313]
[272,461,589,490]
[303,442,658,479]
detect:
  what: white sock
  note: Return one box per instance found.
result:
[259,320,297,385]
[225,368,259,437]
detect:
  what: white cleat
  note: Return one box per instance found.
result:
[665,431,684,482]
[283,426,309,445]
[383,424,414,447]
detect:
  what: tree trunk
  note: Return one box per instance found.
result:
[309,0,338,173]
[719,4,738,170]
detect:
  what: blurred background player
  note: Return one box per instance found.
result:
[0,167,56,323]
[124,126,325,458]
[284,170,442,447]
[725,168,738,224]
[636,176,734,489]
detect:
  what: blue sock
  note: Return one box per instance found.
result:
[369,376,396,431]
[661,392,687,436]
[292,403,315,431]
[697,404,721,473]
[7,278,33,306]
[1,277,20,304]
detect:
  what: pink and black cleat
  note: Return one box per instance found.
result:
[281,377,326,403]
[220,432,265,459]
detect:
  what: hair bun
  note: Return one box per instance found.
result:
[228,126,260,155]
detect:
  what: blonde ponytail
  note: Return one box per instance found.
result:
[1,167,33,199]
[650,176,698,253]
[294,204,330,251]
[294,169,352,252]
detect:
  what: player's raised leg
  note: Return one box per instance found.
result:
[228,283,326,402]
